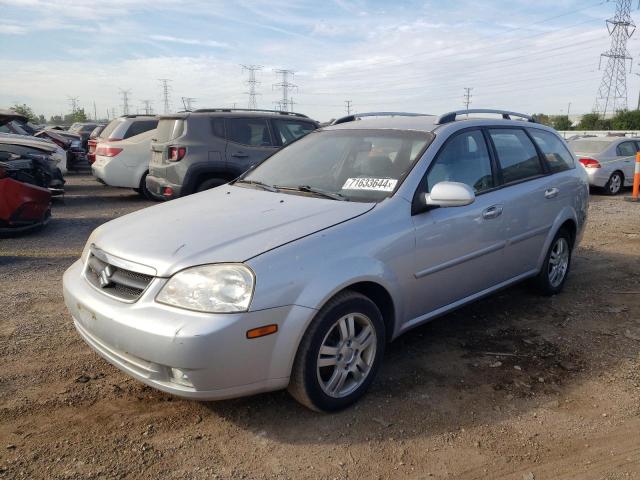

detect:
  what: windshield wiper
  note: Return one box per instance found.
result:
[234,179,278,192]
[275,185,348,201]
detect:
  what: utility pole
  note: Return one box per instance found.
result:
[159,79,172,114]
[111,107,117,119]
[273,69,297,113]
[463,87,473,110]
[241,65,262,110]
[67,96,79,114]
[93,101,97,121]
[594,0,636,116]
[345,100,353,115]
[181,97,196,111]
[119,89,131,116]
[141,99,153,115]
[567,102,571,118]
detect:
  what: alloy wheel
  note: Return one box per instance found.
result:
[316,313,377,398]
[548,237,570,288]
[608,173,622,194]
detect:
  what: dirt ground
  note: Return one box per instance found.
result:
[1,175,639,480]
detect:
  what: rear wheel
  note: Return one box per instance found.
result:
[197,178,228,192]
[533,228,572,296]
[603,171,623,195]
[288,291,385,412]
[137,172,153,200]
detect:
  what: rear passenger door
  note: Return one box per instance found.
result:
[224,118,278,173]
[487,128,554,278]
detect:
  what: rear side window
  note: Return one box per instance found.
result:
[427,129,495,193]
[489,129,543,184]
[155,119,184,142]
[100,119,122,139]
[124,119,158,139]
[616,141,637,157]
[211,118,225,138]
[272,120,316,145]
[530,129,574,173]
[227,118,273,146]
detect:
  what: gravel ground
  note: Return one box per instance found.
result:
[1,175,639,480]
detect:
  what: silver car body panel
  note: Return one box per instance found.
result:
[63,116,589,400]
[570,136,638,188]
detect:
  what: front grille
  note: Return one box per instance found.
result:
[85,252,153,302]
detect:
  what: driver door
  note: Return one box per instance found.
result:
[408,128,509,320]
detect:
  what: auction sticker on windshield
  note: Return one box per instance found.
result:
[342,178,398,192]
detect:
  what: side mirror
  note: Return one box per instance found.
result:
[424,181,475,208]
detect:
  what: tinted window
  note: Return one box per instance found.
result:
[617,141,637,156]
[227,118,273,146]
[427,129,494,193]
[124,119,158,139]
[530,129,574,173]
[212,118,225,138]
[489,129,542,184]
[272,120,316,145]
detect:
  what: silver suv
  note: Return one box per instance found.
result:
[63,109,589,412]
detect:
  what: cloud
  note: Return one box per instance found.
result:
[149,35,230,49]
[0,22,27,34]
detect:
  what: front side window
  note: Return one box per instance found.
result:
[241,129,432,202]
[227,118,273,146]
[530,129,574,173]
[489,129,543,184]
[272,120,316,145]
[427,129,494,193]
[617,141,637,157]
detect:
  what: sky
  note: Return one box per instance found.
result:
[1,0,639,122]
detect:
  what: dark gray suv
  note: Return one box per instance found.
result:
[146,109,318,200]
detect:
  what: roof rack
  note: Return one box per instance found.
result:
[123,114,157,118]
[192,108,309,119]
[435,109,536,125]
[332,111,432,125]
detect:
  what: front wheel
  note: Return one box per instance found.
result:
[533,228,572,296]
[287,291,385,412]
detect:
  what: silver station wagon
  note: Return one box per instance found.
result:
[62,109,589,412]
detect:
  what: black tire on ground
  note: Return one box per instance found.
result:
[137,172,154,200]
[533,227,573,296]
[603,171,624,196]
[196,178,227,192]
[287,291,386,412]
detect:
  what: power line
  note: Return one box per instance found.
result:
[159,79,172,114]
[141,99,153,115]
[345,100,353,115]
[181,97,196,111]
[119,89,131,116]
[67,96,79,114]
[463,88,473,110]
[594,0,636,115]
[241,64,262,110]
[273,69,298,113]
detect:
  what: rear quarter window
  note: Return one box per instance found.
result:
[529,129,575,174]
[124,119,159,139]
[155,119,185,142]
[489,128,543,184]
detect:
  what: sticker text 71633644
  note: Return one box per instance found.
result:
[342,177,398,192]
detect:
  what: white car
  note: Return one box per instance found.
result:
[92,129,156,199]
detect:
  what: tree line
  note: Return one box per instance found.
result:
[533,110,640,131]
[9,103,89,125]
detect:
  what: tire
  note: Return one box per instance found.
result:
[603,171,624,195]
[137,172,154,200]
[196,178,227,192]
[533,228,573,296]
[287,291,386,412]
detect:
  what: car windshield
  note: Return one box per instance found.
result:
[241,129,432,202]
[569,139,613,154]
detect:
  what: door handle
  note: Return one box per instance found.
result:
[482,205,503,220]
[544,187,560,199]
[231,152,249,158]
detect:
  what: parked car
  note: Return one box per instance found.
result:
[88,116,157,164]
[568,136,639,195]
[146,108,319,200]
[0,144,65,195]
[92,129,156,199]
[68,122,98,150]
[63,109,588,412]
[0,154,52,235]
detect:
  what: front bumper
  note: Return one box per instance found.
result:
[62,259,314,400]
[145,174,181,201]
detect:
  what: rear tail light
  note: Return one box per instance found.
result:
[95,146,123,157]
[163,186,174,197]
[579,158,601,168]
[168,146,186,162]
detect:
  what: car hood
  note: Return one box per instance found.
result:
[92,185,375,277]
[0,133,57,152]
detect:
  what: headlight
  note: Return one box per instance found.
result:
[156,264,255,313]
